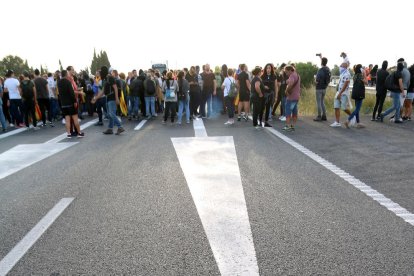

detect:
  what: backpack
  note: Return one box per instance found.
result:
[351,74,365,100]
[146,79,156,95]
[165,80,176,100]
[385,72,399,91]
[324,68,331,87]
[21,80,34,100]
[177,79,186,101]
[227,78,238,97]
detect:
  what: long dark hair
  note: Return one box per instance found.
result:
[177,71,184,91]
[221,64,228,80]
[165,71,173,89]
[262,63,275,79]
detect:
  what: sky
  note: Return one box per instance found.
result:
[1,0,412,74]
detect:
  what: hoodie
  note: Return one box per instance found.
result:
[376,61,389,96]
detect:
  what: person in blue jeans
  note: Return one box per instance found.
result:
[380,63,405,124]
[345,64,367,129]
[92,66,125,135]
[144,70,157,119]
[176,71,190,124]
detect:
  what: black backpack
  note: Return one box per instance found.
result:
[146,79,156,95]
[21,80,34,100]
[385,72,399,91]
[324,68,331,87]
[351,75,365,100]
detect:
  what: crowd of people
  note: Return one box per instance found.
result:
[0,54,413,137]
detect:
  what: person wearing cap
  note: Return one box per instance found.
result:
[3,70,24,127]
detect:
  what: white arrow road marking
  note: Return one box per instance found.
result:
[265,127,414,227]
[134,120,148,130]
[171,119,259,276]
[0,143,76,180]
[0,198,74,276]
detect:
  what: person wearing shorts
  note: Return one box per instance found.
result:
[283,65,301,131]
[58,70,84,138]
[331,64,351,127]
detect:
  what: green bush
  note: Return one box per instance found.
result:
[295,62,318,89]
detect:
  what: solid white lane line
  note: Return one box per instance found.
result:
[193,118,208,137]
[0,198,74,276]
[265,127,414,227]
[172,136,259,276]
[0,128,26,140]
[45,119,98,144]
[134,120,148,130]
[0,143,76,180]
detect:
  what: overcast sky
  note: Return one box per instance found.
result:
[2,0,411,73]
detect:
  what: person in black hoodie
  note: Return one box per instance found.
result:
[128,73,143,120]
[314,57,331,121]
[372,61,389,121]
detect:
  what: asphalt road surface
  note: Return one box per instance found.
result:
[0,113,413,275]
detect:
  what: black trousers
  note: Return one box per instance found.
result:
[373,93,386,119]
[37,98,51,124]
[252,98,265,126]
[164,102,177,122]
[264,93,273,122]
[190,91,201,116]
[23,100,37,127]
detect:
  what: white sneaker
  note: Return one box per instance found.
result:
[29,124,34,129]
[9,123,14,127]
[350,117,357,126]
[280,116,286,122]
[224,120,232,125]
[330,122,341,127]
[62,119,66,125]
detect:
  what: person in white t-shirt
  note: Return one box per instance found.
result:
[221,68,236,125]
[330,64,352,127]
[340,52,350,69]
[3,70,24,127]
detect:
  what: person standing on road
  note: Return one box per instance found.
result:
[0,79,8,131]
[176,71,190,125]
[372,61,389,121]
[144,69,158,119]
[58,70,84,138]
[402,64,414,121]
[92,66,125,135]
[186,66,201,119]
[314,57,330,121]
[272,63,287,121]
[222,68,236,125]
[200,64,217,118]
[283,65,301,131]
[236,64,251,122]
[400,61,411,121]
[344,64,367,129]
[261,63,277,127]
[330,63,352,128]
[34,69,53,127]
[4,70,24,128]
[251,67,265,129]
[162,71,178,124]
[20,71,39,130]
[380,62,405,123]
[128,73,143,120]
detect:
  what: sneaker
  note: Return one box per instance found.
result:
[395,119,403,124]
[103,129,114,135]
[77,132,85,138]
[282,125,291,131]
[313,116,322,122]
[177,121,182,125]
[244,115,248,122]
[9,123,14,127]
[115,127,125,135]
[186,120,190,124]
[224,120,232,125]
[350,117,357,126]
[237,116,241,122]
[255,125,262,130]
[321,115,327,121]
[49,122,55,127]
[344,121,350,129]
[280,116,286,122]
[62,119,66,125]
[264,122,272,127]
[330,122,341,127]
[29,124,34,129]
[66,133,72,138]
[95,121,104,126]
